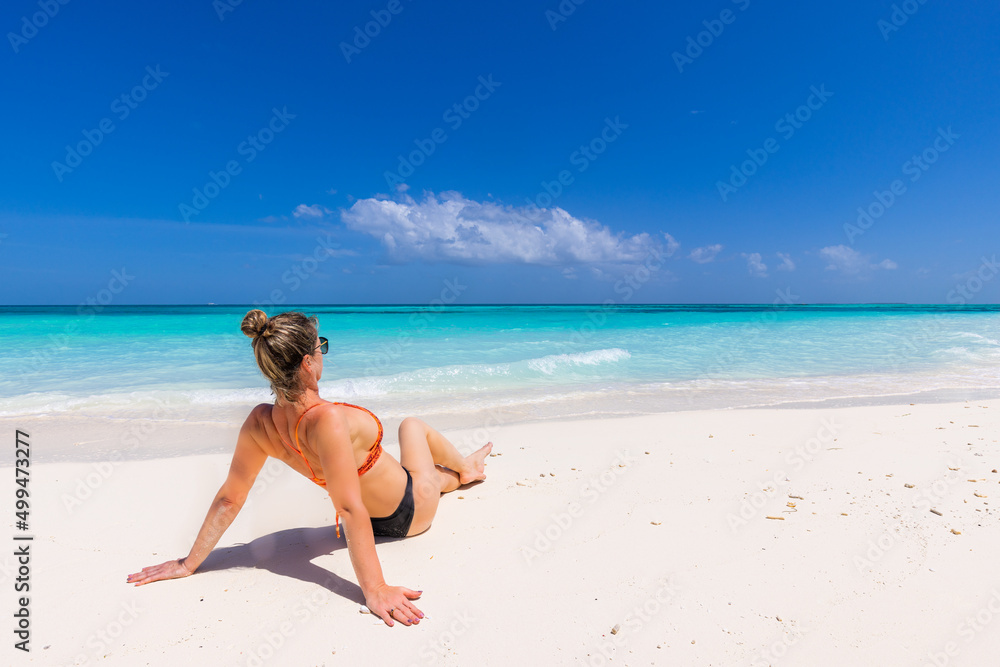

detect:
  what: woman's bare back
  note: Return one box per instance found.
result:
[250,402,408,516]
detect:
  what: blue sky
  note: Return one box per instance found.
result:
[2,0,999,305]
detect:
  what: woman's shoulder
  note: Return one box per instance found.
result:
[243,403,281,436]
[302,402,354,439]
[247,402,275,421]
[307,401,351,424]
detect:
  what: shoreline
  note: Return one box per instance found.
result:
[6,385,1000,465]
[4,399,1000,664]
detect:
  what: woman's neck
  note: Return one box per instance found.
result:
[276,388,323,410]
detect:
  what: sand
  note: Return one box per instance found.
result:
[4,400,1000,666]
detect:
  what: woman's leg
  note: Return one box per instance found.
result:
[398,417,492,535]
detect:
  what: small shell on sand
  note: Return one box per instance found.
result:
[359,606,372,614]
[974,492,987,498]
[515,481,530,487]
[650,521,661,525]
[904,484,915,488]
[611,624,621,635]
[951,529,962,535]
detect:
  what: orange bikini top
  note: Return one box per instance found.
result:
[275,401,383,537]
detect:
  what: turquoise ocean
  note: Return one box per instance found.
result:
[3,305,1000,429]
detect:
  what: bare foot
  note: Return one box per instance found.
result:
[459,442,493,485]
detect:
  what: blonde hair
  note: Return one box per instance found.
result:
[241,309,319,403]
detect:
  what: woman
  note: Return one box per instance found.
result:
[126,309,492,627]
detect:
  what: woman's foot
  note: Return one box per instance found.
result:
[458,442,493,485]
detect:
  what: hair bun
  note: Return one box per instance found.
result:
[241,309,269,339]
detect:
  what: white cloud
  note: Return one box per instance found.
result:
[820,245,867,273]
[689,244,722,264]
[340,191,662,265]
[820,245,897,275]
[776,252,795,271]
[293,204,333,219]
[663,232,680,257]
[742,252,768,277]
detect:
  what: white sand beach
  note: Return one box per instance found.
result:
[5,400,1000,666]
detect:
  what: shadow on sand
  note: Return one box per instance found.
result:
[196,525,404,605]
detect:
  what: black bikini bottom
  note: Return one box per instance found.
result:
[370,468,414,538]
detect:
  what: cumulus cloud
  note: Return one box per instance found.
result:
[293,204,333,219]
[776,252,795,271]
[663,232,680,257]
[742,252,768,277]
[340,191,662,265]
[820,245,898,275]
[689,244,722,264]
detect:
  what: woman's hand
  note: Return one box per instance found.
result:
[365,583,424,627]
[126,558,193,586]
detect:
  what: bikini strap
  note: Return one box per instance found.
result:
[328,402,383,539]
[331,402,384,449]
[279,402,382,539]
[272,403,326,486]
[294,403,325,443]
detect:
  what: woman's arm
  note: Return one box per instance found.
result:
[314,408,423,626]
[127,411,268,586]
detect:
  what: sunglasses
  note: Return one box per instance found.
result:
[316,337,328,355]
